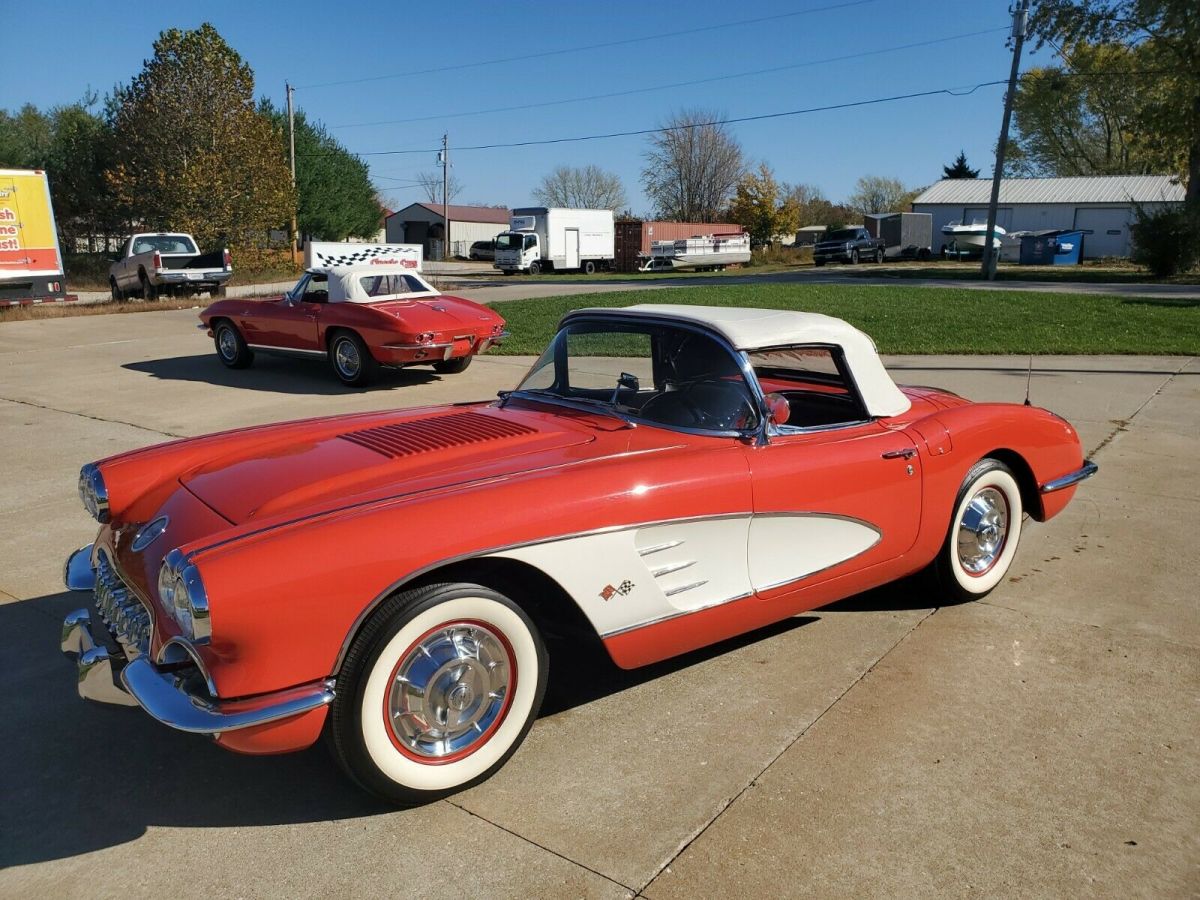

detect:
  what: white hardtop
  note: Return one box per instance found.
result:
[322,266,439,304]
[572,303,911,418]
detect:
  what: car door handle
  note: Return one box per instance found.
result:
[882,448,917,459]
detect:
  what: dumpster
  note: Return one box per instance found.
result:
[1019,230,1084,265]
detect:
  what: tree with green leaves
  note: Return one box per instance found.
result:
[730,163,799,245]
[263,102,381,242]
[0,104,53,168]
[943,151,980,179]
[107,23,292,246]
[1026,0,1197,208]
[846,175,919,215]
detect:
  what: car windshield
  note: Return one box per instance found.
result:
[824,229,858,242]
[132,234,198,254]
[495,233,522,251]
[514,320,758,433]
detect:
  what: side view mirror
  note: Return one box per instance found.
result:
[764,392,790,426]
[610,372,640,405]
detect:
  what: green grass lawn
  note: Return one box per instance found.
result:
[487,283,1200,356]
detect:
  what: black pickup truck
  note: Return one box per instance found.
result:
[813,227,886,266]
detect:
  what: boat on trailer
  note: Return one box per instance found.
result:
[638,232,752,271]
[941,220,1006,257]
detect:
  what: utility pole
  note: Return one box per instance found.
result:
[981,0,1029,280]
[440,134,449,262]
[286,82,299,265]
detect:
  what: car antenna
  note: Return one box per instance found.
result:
[1023,354,1033,407]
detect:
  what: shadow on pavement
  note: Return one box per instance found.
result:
[2,591,829,867]
[123,354,441,395]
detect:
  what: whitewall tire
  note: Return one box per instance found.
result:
[329,583,547,805]
[932,459,1023,601]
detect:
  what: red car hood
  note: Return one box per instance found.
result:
[179,406,594,525]
[369,294,502,330]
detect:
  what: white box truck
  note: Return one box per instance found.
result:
[0,168,69,305]
[493,207,614,275]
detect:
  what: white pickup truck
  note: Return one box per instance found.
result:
[109,232,232,300]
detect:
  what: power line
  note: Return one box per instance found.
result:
[294,0,885,91]
[331,26,1011,131]
[351,80,1011,158]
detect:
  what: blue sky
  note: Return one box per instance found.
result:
[3,0,1052,214]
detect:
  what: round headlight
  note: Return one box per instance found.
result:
[78,463,109,523]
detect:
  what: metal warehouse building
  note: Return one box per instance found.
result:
[385,203,510,260]
[912,175,1184,259]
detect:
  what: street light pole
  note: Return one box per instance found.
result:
[981,0,1029,280]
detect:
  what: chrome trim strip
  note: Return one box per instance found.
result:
[1040,460,1098,494]
[246,344,327,357]
[637,539,684,556]
[382,341,454,351]
[650,559,696,578]
[601,591,754,638]
[664,579,708,597]
[121,657,335,735]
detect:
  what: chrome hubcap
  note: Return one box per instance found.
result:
[387,623,512,760]
[218,328,236,359]
[957,487,1009,575]
[335,339,360,377]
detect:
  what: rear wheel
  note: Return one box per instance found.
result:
[330,331,376,386]
[433,355,472,375]
[211,285,227,298]
[582,260,596,275]
[327,582,548,806]
[875,249,885,263]
[814,259,825,267]
[849,249,859,265]
[139,272,158,301]
[929,459,1023,602]
[214,321,253,369]
[110,277,123,301]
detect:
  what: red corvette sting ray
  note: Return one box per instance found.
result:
[199,266,507,386]
[62,304,1095,804]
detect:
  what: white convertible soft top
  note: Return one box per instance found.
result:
[325,267,439,303]
[571,303,911,418]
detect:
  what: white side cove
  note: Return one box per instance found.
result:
[489,513,882,638]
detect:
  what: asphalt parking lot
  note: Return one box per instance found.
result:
[0,308,1196,897]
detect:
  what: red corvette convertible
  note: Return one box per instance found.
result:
[62,304,1095,804]
[199,266,507,386]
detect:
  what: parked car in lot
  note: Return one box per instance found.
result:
[198,266,507,386]
[61,303,1094,804]
[110,232,231,299]
[813,227,887,266]
[469,240,496,261]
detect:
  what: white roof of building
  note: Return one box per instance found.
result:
[913,175,1184,206]
[572,304,911,418]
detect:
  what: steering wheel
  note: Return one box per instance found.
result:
[640,381,753,430]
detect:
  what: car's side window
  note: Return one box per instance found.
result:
[751,346,871,431]
[301,274,329,304]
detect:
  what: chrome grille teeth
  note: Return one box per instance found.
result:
[94,553,151,658]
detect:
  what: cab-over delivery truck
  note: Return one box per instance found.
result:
[494,207,614,275]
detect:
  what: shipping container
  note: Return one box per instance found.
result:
[863,212,933,260]
[614,221,742,272]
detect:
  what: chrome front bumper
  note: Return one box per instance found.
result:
[1040,459,1098,493]
[61,547,335,733]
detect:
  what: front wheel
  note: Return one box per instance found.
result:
[875,249,885,263]
[328,582,548,806]
[849,249,859,265]
[214,321,253,368]
[433,355,471,375]
[929,459,1023,602]
[330,331,376,386]
[528,261,541,276]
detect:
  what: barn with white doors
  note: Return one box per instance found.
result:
[912,175,1185,259]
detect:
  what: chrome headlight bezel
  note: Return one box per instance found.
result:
[78,463,109,523]
[157,549,211,643]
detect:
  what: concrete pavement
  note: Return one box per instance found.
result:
[0,308,1195,897]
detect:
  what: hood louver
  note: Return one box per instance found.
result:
[338,412,536,459]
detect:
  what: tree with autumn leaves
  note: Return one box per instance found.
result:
[106,24,292,246]
[729,163,800,246]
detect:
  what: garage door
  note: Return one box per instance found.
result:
[1073,207,1130,258]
